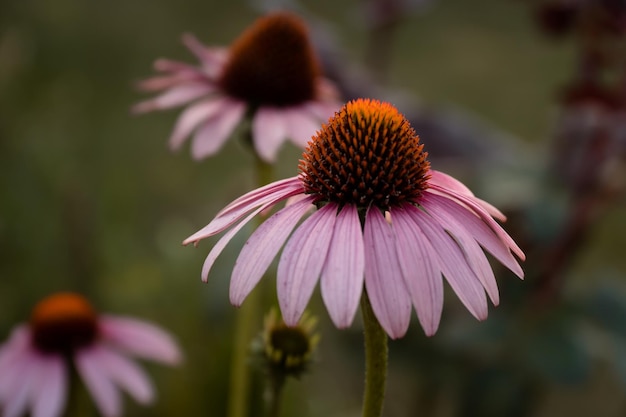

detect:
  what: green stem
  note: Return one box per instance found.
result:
[227,155,274,417]
[266,373,286,417]
[360,291,388,417]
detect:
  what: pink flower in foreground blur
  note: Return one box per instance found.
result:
[0,292,182,417]
[133,12,340,162]
[184,99,525,339]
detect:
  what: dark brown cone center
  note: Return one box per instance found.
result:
[30,293,98,355]
[218,12,320,107]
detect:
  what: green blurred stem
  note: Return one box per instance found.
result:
[360,291,388,417]
[227,156,274,417]
[266,374,286,417]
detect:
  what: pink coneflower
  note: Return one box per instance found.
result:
[133,12,340,162]
[184,99,525,339]
[0,292,182,417]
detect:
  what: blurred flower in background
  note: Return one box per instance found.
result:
[133,11,341,162]
[0,292,182,417]
[183,99,524,339]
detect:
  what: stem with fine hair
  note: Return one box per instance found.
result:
[360,290,389,417]
[227,155,274,417]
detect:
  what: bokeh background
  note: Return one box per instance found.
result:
[1,0,626,416]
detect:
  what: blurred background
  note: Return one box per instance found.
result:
[1,0,626,416]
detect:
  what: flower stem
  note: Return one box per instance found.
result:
[360,291,388,417]
[227,155,274,417]
[266,374,286,417]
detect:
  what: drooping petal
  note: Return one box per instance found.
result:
[99,316,182,365]
[132,83,215,114]
[363,207,412,339]
[31,356,67,417]
[427,186,525,261]
[283,107,321,148]
[420,194,500,305]
[423,191,524,278]
[89,347,154,405]
[320,204,365,328]
[135,73,204,92]
[390,207,443,336]
[168,97,227,151]
[252,107,287,163]
[181,33,228,74]
[278,203,337,326]
[2,351,38,417]
[230,196,315,306]
[406,205,489,321]
[428,170,506,221]
[182,177,303,246]
[200,203,271,282]
[191,99,246,160]
[303,100,339,122]
[75,348,121,417]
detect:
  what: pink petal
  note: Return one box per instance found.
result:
[428,170,506,221]
[191,99,246,160]
[131,83,215,114]
[75,348,121,417]
[168,97,227,151]
[390,208,443,336]
[424,192,524,278]
[427,186,525,261]
[181,33,227,75]
[90,347,154,405]
[406,205,488,321]
[363,207,412,339]
[283,107,320,148]
[182,177,303,246]
[201,200,276,282]
[32,356,67,417]
[99,316,182,365]
[135,73,205,92]
[252,107,288,163]
[420,195,500,305]
[230,196,315,306]
[278,204,337,326]
[303,99,339,122]
[153,58,200,74]
[2,351,39,417]
[320,204,365,328]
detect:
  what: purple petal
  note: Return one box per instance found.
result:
[363,207,412,339]
[405,205,488,321]
[191,99,246,160]
[99,316,182,365]
[230,196,315,306]
[90,347,154,405]
[252,107,287,163]
[182,177,303,246]
[283,107,320,148]
[32,356,67,417]
[75,348,121,417]
[390,208,444,336]
[168,97,227,151]
[427,186,525,261]
[320,204,365,328]
[153,58,202,75]
[278,203,337,326]
[420,195,500,305]
[135,72,205,92]
[423,192,524,278]
[428,170,506,220]
[132,83,215,114]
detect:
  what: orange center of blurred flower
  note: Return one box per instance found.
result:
[218,12,320,107]
[30,292,98,355]
[300,99,430,210]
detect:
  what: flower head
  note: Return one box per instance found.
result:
[134,12,340,162]
[184,99,525,339]
[252,309,319,379]
[0,292,182,417]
